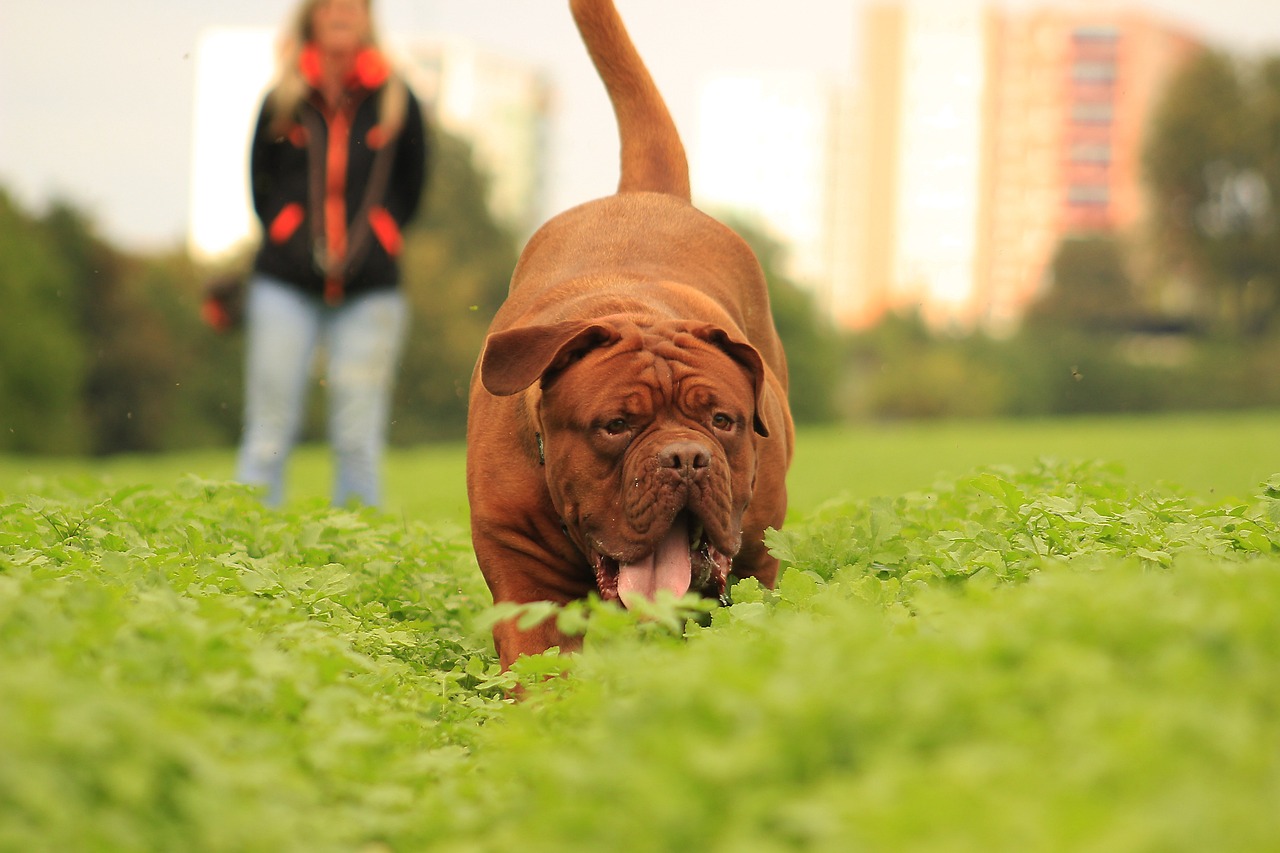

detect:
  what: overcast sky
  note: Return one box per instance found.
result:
[2,0,1278,251]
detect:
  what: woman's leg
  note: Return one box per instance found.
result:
[324,288,408,507]
[235,276,322,507]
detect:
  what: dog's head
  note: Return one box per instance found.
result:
[480,315,770,608]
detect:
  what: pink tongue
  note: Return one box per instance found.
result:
[617,516,692,610]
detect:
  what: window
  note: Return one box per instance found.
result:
[1070,142,1112,163]
[1067,184,1110,205]
[1072,25,1121,42]
[1072,60,1117,83]
[1071,101,1114,124]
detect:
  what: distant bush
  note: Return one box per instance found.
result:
[842,309,1280,421]
[5,171,1280,455]
[0,191,91,453]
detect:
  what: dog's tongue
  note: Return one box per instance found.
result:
[617,515,692,610]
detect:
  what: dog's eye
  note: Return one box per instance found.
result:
[712,413,735,432]
[603,418,630,436]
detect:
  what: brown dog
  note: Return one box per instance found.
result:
[466,0,794,670]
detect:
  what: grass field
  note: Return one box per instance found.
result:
[3,410,1279,850]
[5,409,1278,520]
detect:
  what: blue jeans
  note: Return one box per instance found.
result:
[235,275,408,507]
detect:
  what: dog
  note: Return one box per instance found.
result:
[466,0,793,670]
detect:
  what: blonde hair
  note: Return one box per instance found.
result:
[266,0,408,139]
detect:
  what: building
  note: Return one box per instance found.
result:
[981,8,1201,328]
[842,2,1200,330]
[692,72,842,300]
[187,30,550,262]
[188,27,278,263]
[401,39,552,237]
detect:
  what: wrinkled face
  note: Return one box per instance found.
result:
[310,0,370,53]
[537,326,762,608]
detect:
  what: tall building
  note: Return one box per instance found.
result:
[188,28,278,263]
[837,2,1199,330]
[693,72,842,296]
[401,39,552,237]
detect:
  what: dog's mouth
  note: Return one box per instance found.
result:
[591,511,731,608]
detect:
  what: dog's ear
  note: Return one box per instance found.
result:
[481,320,622,396]
[689,325,771,437]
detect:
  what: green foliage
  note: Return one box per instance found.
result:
[3,459,1279,850]
[0,478,503,851]
[141,252,247,450]
[722,215,844,423]
[844,309,1280,420]
[767,458,1274,591]
[846,312,1010,419]
[0,191,88,453]
[1144,50,1280,334]
[0,192,244,456]
[1026,235,1143,331]
[391,131,521,443]
[459,560,1280,852]
[0,124,521,455]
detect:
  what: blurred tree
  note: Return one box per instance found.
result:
[41,202,189,455]
[0,191,87,453]
[0,191,243,456]
[139,251,245,450]
[845,311,1014,420]
[390,130,522,443]
[1255,55,1280,324]
[1144,50,1278,335]
[1025,236,1143,332]
[722,216,843,423]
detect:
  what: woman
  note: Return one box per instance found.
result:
[237,0,427,507]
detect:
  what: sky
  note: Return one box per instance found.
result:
[2,0,1279,252]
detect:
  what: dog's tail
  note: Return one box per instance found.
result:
[570,0,691,201]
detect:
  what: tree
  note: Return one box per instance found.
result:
[0,191,87,453]
[720,216,843,423]
[390,130,521,443]
[41,203,196,455]
[1144,50,1279,335]
[1025,236,1142,332]
[135,250,245,451]
[1255,56,1280,318]
[0,192,253,456]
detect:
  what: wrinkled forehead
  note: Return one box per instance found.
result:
[543,334,755,422]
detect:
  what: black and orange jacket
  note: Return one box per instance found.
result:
[249,47,427,303]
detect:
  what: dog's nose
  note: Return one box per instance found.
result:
[658,440,711,476]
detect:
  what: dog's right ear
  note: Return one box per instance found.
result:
[480,320,622,396]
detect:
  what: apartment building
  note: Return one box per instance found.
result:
[836,3,1199,329]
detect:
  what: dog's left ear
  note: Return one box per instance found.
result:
[481,319,622,396]
[690,325,770,437]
